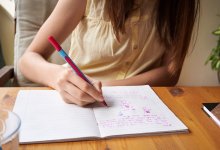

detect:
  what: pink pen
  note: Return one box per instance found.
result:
[48,36,108,107]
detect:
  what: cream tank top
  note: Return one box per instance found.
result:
[69,0,165,81]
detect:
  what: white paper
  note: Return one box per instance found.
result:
[13,90,100,143]
[13,86,188,143]
[94,85,188,137]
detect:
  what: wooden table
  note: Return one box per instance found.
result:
[0,87,220,150]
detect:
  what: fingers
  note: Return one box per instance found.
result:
[59,90,92,106]
[55,68,103,106]
[63,81,96,103]
[93,81,102,93]
[67,73,104,102]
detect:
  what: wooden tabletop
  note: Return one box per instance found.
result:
[0,86,220,150]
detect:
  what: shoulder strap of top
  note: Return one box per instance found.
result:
[85,0,91,16]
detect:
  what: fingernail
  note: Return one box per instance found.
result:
[99,95,105,102]
[100,96,105,102]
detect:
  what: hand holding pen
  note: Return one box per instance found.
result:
[48,36,107,107]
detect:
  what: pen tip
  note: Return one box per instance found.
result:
[102,101,108,107]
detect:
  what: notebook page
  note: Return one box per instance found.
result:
[94,85,188,137]
[13,90,100,143]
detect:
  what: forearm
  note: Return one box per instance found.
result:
[19,52,63,88]
[103,66,179,86]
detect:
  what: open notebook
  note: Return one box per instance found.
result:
[13,85,188,144]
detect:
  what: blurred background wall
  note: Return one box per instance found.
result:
[0,0,220,86]
[178,0,220,86]
[0,0,15,66]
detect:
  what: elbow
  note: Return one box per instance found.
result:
[168,76,179,86]
[18,56,22,71]
[18,55,23,72]
[166,71,181,86]
[18,53,27,75]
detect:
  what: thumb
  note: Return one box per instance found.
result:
[93,81,102,93]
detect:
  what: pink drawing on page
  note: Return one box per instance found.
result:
[120,100,136,111]
[98,101,172,128]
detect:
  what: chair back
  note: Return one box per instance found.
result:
[14,0,70,86]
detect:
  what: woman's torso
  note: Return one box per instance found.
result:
[69,0,165,81]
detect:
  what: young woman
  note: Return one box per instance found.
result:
[19,0,200,106]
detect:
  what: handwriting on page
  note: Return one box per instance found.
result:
[104,90,148,100]
[98,98,171,128]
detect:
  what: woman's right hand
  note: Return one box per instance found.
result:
[54,67,104,106]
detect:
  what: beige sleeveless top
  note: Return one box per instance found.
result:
[69,0,165,81]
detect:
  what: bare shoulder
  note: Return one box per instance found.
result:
[26,0,87,57]
[53,0,87,19]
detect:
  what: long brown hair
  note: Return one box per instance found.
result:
[106,0,135,34]
[106,0,200,73]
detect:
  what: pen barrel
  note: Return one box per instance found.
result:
[48,36,62,50]
[65,57,92,84]
[48,36,93,85]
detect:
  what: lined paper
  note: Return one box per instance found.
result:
[94,86,188,137]
[13,86,188,143]
[13,90,100,143]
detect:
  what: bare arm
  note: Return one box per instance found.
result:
[103,50,181,87]
[19,0,85,86]
[19,0,104,106]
